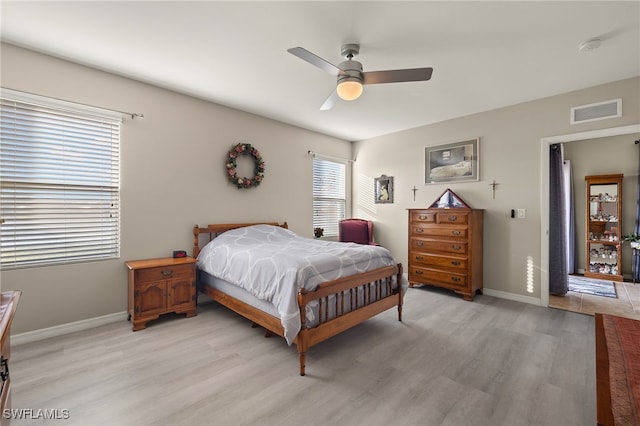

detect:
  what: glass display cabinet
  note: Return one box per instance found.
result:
[585,174,623,282]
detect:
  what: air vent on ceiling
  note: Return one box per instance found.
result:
[570,99,621,125]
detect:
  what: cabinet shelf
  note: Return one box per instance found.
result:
[590,257,619,264]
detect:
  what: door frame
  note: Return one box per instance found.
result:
[540,124,640,307]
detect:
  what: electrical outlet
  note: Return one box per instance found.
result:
[517,208,526,219]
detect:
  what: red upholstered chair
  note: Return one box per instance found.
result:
[338,219,377,245]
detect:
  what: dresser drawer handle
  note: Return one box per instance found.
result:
[451,245,462,251]
[415,255,424,261]
[451,276,461,283]
[451,230,461,236]
[448,216,458,222]
[415,228,423,233]
[451,260,461,266]
[418,215,428,220]
[416,241,424,247]
[415,270,423,275]
[161,268,173,277]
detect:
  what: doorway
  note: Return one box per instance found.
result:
[540,124,640,314]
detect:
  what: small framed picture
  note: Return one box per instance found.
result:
[425,138,479,184]
[375,175,393,204]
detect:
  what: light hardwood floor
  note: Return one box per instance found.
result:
[10,287,595,426]
[549,279,640,320]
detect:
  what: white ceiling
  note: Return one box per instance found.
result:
[1,1,639,141]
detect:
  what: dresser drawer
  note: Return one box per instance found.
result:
[410,211,436,223]
[436,212,468,224]
[411,253,467,270]
[410,225,468,239]
[136,263,194,283]
[410,238,468,255]
[410,267,467,288]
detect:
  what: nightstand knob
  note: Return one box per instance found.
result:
[161,268,173,277]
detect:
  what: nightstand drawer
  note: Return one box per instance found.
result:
[136,263,194,283]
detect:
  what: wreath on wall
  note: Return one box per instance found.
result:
[225,143,265,189]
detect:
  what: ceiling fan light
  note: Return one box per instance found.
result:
[336,80,363,101]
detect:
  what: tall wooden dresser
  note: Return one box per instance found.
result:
[408,189,483,301]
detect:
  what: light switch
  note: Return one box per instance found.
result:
[517,209,526,219]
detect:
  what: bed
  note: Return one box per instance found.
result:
[192,222,405,375]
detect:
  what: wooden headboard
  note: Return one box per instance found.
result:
[192,222,288,257]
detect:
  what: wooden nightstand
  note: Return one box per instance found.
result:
[125,257,197,331]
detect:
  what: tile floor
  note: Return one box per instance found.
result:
[549,278,640,319]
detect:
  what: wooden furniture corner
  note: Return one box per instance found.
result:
[0,291,21,424]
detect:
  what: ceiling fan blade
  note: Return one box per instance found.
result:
[320,90,339,111]
[287,47,343,76]
[363,67,433,85]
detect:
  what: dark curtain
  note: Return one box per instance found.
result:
[634,140,640,281]
[564,159,576,274]
[549,144,568,295]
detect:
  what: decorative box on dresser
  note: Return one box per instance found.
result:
[125,257,197,331]
[408,189,484,301]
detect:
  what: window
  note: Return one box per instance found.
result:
[312,157,346,237]
[0,89,121,269]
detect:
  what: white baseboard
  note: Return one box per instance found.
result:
[12,311,128,346]
[482,288,542,306]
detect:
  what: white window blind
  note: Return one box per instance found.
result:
[0,89,121,269]
[313,158,346,237]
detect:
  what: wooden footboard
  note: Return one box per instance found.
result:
[296,263,403,375]
[193,223,404,376]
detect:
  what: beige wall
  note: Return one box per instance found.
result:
[0,43,352,333]
[564,133,640,276]
[353,77,640,302]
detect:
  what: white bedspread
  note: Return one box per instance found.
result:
[196,224,398,344]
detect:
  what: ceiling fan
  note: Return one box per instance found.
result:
[287,43,433,110]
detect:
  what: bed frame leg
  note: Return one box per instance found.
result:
[299,351,306,376]
[398,303,403,322]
